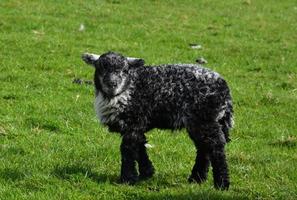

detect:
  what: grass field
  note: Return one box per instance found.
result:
[1,0,297,199]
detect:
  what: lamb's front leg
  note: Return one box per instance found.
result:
[137,135,155,180]
[120,133,141,185]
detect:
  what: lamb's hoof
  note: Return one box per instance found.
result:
[139,167,155,180]
[119,175,139,185]
[214,179,230,190]
[188,174,207,184]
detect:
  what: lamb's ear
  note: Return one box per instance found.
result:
[81,53,100,67]
[127,57,145,68]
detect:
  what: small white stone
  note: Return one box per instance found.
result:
[79,24,85,31]
[196,57,208,64]
[76,94,80,102]
[189,44,202,49]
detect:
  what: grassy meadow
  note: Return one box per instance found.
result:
[0,0,297,199]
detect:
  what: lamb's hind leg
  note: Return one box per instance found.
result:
[188,122,229,190]
[188,131,210,184]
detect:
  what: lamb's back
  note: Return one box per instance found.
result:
[124,64,230,129]
[132,64,226,106]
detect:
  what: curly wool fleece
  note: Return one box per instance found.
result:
[82,51,233,190]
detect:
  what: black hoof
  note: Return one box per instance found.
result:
[119,175,139,185]
[139,167,155,180]
[214,179,230,190]
[188,174,207,184]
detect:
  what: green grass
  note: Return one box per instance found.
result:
[1,0,297,199]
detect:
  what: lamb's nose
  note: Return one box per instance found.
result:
[109,81,117,88]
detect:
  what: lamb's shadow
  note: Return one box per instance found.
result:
[52,165,118,184]
[0,168,25,181]
[124,192,248,200]
[52,165,248,200]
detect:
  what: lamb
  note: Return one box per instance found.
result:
[81,51,234,190]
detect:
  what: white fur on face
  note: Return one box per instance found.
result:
[99,75,127,96]
[94,87,131,124]
[115,76,127,95]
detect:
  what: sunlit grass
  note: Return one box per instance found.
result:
[0,0,296,199]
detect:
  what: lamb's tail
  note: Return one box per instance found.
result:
[219,97,234,143]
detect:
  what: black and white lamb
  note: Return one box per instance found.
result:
[81,51,233,190]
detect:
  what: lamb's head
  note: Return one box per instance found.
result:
[82,51,144,98]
